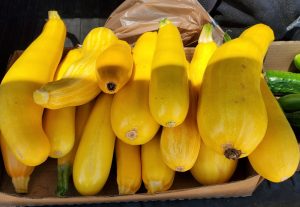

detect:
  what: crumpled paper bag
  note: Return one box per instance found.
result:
[104,0,224,46]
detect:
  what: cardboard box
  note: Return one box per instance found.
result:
[264,41,300,71]
[0,41,299,206]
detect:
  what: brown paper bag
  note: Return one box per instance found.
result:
[104,0,224,46]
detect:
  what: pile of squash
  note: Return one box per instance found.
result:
[0,10,299,197]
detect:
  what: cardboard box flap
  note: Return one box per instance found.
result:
[0,153,260,205]
[0,176,261,206]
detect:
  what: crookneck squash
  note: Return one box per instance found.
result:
[197,24,274,159]
[248,77,300,182]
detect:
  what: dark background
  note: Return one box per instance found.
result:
[0,0,299,206]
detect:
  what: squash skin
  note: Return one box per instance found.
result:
[34,27,117,109]
[54,48,82,80]
[197,24,274,159]
[111,32,159,145]
[116,139,142,195]
[73,94,115,196]
[160,71,200,172]
[160,102,200,172]
[0,137,34,193]
[43,48,82,159]
[189,23,217,94]
[44,107,75,158]
[248,77,300,183]
[142,130,175,194]
[159,24,217,172]
[45,48,82,196]
[56,100,94,197]
[239,24,275,59]
[189,41,217,92]
[149,20,189,127]
[191,141,237,185]
[0,11,66,166]
[96,40,133,94]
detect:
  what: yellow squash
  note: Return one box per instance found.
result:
[73,94,115,196]
[116,139,141,195]
[142,130,175,193]
[43,107,75,158]
[197,24,274,159]
[1,137,34,193]
[96,40,133,94]
[190,141,237,185]
[54,48,82,80]
[160,70,200,172]
[0,11,66,166]
[43,48,83,158]
[149,19,189,127]
[34,27,118,109]
[189,23,217,95]
[248,77,300,183]
[160,24,216,172]
[56,100,94,197]
[239,24,275,59]
[111,32,159,145]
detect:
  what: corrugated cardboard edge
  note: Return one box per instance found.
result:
[0,175,261,206]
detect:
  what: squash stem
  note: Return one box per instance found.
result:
[118,186,135,195]
[223,32,232,42]
[175,166,185,172]
[198,23,213,44]
[224,148,242,160]
[48,11,60,20]
[33,89,49,105]
[106,82,116,92]
[56,163,72,197]
[147,181,164,194]
[12,176,30,193]
[126,128,137,140]
[159,18,171,28]
[239,24,274,58]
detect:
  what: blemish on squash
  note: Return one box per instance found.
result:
[233,97,245,103]
[147,181,163,193]
[240,82,245,89]
[33,89,49,105]
[126,128,137,140]
[280,176,288,182]
[53,150,63,158]
[175,166,185,172]
[166,121,176,127]
[16,149,23,159]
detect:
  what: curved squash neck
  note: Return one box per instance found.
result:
[208,38,265,67]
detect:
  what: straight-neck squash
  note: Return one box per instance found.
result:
[149,19,189,128]
[0,11,66,166]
